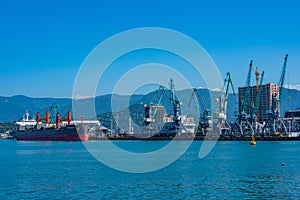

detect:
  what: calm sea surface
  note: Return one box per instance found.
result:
[0,140,299,199]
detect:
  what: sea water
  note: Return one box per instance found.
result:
[0,140,299,199]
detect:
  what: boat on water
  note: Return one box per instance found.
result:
[11,110,89,141]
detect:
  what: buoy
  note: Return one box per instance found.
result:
[250,132,256,145]
[281,162,285,166]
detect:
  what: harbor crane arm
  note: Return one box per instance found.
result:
[278,54,288,101]
[270,54,288,120]
[143,86,166,126]
[168,78,181,124]
[223,72,236,114]
[242,60,253,113]
[188,88,207,114]
[152,86,166,117]
[214,72,235,120]
[188,88,209,118]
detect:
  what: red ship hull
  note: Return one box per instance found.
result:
[11,125,89,141]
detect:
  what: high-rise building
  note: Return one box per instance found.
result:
[238,83,279,122]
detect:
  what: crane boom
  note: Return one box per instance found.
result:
[214,72,235,120]
[168,78,181,124]
[223,72,235,114]
[188,88,207,114]
[243,60,253,113]
[278,54,288,101]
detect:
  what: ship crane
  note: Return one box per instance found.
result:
[213,72,235,135]
[36,110,50,124]
[188,88,212,135]
[56,111,72,128]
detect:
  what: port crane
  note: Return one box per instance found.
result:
[143,78,184,137]
[143,85,166,127]
[188,88,212,135]
[265,54,288,135]
[231,61,258,136]
[213,72,235,135]
[241,60,253,115]
[168,78,182,126]
[249,71,265,134]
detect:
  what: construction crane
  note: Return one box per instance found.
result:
[213,72,235,135]
[252,71,265,117]
[188,88,212,135]
[251,66,260,92]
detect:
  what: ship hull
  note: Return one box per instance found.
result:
[11,125,89,141]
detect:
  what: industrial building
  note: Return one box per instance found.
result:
[238,83,280,122]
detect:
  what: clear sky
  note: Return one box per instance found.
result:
[0,0,299,97]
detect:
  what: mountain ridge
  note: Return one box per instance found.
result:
[0,88,299,123]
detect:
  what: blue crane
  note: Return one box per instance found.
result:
[143,79,182,127]
[214,72,235,121]
[168,78,181,125]
[143,86,166,126]
[248,71,265,130]
[188,88,211,135]
[272,54,288,120]
[242,60,253,115]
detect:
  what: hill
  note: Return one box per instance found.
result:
[0,88,299,123]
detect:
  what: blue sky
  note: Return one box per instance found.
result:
[0,0,299,97]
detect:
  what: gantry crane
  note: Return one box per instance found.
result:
[188,88,212,135]
[213,72,235,135]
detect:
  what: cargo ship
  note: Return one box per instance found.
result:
[11,110,89,141]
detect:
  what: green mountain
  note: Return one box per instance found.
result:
[0,88,299,123]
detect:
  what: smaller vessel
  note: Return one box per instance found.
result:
[250,132,256,145]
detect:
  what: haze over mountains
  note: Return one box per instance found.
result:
[0,88,299,123]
